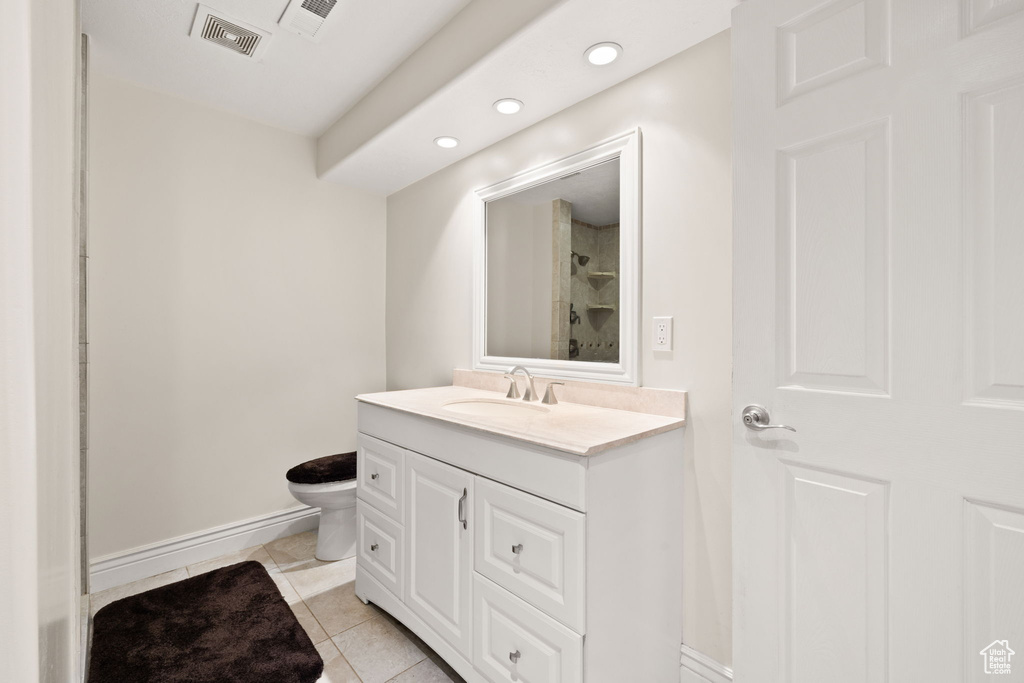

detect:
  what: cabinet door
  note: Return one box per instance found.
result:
[405,451,474,657]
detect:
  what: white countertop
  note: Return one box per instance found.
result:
[356,385,685,456]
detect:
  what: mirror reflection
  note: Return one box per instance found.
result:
[486,158,620,363]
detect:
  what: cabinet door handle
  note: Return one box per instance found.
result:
[370,543,379,552]
[457,488,468,530]
[509,650,521,664]
[512,544,523,555]
[370,472,380,480]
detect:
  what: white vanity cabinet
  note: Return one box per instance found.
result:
[354,397,684,683]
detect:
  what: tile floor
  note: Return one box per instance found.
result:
[89,531,465,683]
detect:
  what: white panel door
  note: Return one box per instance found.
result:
[733,1,1024,682]
[405,450,474,658]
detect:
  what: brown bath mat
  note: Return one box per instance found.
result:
[88,561,323,683]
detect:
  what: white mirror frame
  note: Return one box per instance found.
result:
[473,128,641,385]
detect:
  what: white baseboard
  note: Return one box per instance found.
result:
[681,644,733,683]
[89,506,319,593]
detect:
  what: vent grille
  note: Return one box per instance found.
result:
[201,15,263,57]
[190,5,271,60]
[279,0,337,42]
[301,0,337,19]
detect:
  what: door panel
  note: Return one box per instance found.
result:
[405,450,473,658]
[776,0,890,103]
[965,0,1024,33]
[964,501,1024,683]
[965,77,1024,407]
[776,120,890,395]
[733,0,1024,681]
[781,463,888,683]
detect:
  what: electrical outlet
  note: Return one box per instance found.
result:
[653,316,673,351]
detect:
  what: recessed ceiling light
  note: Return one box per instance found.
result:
[434,136,460,149]
[585,42,622,66]
[493,98,523,115]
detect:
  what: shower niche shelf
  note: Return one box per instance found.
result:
[586,304,616,311]
[585,271,616,280]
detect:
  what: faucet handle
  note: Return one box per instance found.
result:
[542,382,564,405]
[503,374,521,399]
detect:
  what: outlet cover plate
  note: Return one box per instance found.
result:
[653,316,673,351]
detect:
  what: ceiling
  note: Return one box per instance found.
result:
[317,0,736,193]
[84,0,737,195]
[82,0,473,135]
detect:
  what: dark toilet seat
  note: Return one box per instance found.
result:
[285,452,357,485]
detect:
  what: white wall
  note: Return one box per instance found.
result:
[0,0,82,679]
[386,32,733,665]
[89,74,387,559]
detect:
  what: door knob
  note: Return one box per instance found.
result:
[742,404,796,432]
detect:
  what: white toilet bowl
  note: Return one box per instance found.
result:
[288,479,358,561]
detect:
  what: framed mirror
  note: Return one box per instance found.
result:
[473,129,640,384]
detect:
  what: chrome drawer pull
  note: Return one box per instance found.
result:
[370,472,380,480]
[512,543,523,555]
[458,488,468,530]
[370,543,379,552]
[509,650,521,664]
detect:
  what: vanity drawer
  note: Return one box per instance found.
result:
[473,574,582,683]
[357,433,404,523]
[356,500,404,599]
[474,477,586,633]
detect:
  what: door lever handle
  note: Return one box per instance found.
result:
[742,404,796,432]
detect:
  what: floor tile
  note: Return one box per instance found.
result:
[304,580,379,637]
[281,555,357,599]
[292,600,329,645]
[185,544,277,577]
[333,615,427,683]
[315,639,361,683]
[269,568,303,605]
[264,530,318,569]
[388,658,464,682]
[89,568,189,615]
[266,567,330,643]
[422,651,466,683]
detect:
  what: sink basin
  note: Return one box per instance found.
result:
[442,399,550,418]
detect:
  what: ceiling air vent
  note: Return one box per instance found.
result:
[190,5,271,60]
[279,0,338,43]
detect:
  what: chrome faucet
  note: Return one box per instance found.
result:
[506,365,537,401]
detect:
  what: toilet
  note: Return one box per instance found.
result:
[286,452,358,561]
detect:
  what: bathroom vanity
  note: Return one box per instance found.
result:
[354,372,686,683]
